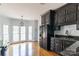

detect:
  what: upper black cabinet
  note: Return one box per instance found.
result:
[66,4,77,14]
[65,4,77,25]
[41,10,55,25]
[77,4,79,30]
[55,11,58,26]
[55,7,66,26]
[55,3,77,26]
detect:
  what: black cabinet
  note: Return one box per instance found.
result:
[51,38,55,51]
[65,12,77,25]
[77,10,79,30]
[51,38,63,52]
[55,3,77,26]
[58,8,65,26]
[50,37,76,55]
[55,11,58,26]
[41,10,55,25]
[76,4,79,30]
[54,39,63,52]
[55,5,66,26]
[65,4,77,14]
[65,4,77,25]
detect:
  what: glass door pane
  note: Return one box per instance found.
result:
[13,26,19,42]
[20,26,26,56]
[20,43,26,56]
[13,44,20,56]
[21,26,25,41]
[28,43,32,56]
[3,25,9,46]
[28,26,32,40]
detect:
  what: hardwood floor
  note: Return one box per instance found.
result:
[6,42,59,56]
[39,47,59,56]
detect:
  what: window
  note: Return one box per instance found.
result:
[21,26,25,40]
[28,26,32,40]
[28,43,32,56]
[3,25,9,46]
[20,43,26,56]
[13,44,20,56]
[13,26,19,42]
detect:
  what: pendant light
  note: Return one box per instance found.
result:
[19,16,24,26]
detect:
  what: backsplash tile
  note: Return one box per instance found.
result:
[55,24,79,36]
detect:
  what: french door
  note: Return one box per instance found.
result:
[20,26,25,41]
[3,25,9,46]
[13,26,26,42]
[13,26,19,42]
[2,25,34,56]
[28,26,32,41]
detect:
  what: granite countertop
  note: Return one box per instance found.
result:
[54,35,79,41]
[54,37,77,42]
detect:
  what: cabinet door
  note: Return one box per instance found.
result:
[45,12,50,24]
[41,10,54,25]
[57,7,66,26]
[66,4,76,14]
[55,40,63,52]
[77,4,79,30]
[66,12,76,25]
[55,12,58,26]
[57,11,61,26]
[51,38,55,51]
[65,4,77,25]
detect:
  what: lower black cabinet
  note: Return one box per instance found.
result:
[51,38,63,52]
[51,38,55,51]
[50,37,76,54]
[55,40,63,52]
[55,3,77,26]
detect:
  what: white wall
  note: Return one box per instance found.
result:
[55,24,79,36]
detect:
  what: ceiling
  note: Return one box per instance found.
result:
[0,3,66,20]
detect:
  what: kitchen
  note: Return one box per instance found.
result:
[40,3,79,56]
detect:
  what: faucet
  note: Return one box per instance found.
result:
[65,30,69,39]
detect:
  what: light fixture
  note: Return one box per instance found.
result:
[19,16,24,26]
